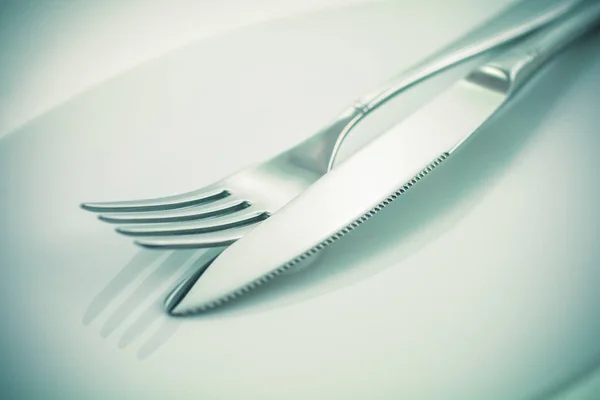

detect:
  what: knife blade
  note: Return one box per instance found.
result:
[168,0,600,315]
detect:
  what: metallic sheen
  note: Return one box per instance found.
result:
[81,0,581,249]
[170,0,600,314]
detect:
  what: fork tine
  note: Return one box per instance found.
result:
[115,210,269,236]
[97,198,250,224]
[81,187,229,213]
[135,224,257,249]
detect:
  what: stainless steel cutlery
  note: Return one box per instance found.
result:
[82,0,579,250]
[164,0,600,314]
[80,0,599,314]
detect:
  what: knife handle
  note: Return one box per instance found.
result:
[355,0,582,110]
[289,0,583,174]
[490,0,600,95]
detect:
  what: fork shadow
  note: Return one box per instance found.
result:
[188,31,599,319]
[82,247,221,359]
[80,34,599,366]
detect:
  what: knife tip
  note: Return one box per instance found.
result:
[164,273,202,316]
[164,255,223,316]
[167,298,198,316]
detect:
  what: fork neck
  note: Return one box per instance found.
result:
[284,104,366,175]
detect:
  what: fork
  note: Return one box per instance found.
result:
[81,0,580,250]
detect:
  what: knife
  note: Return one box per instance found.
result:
[168,0,600,315]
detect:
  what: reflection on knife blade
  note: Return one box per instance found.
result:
[168,0,600,315]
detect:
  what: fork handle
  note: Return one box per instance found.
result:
[289,0,582,174]
[489,0,600,95]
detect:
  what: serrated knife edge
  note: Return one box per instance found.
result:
[172,152,450,315]
[170,0,600,314]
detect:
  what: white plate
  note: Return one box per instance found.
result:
[1,1,600,398]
